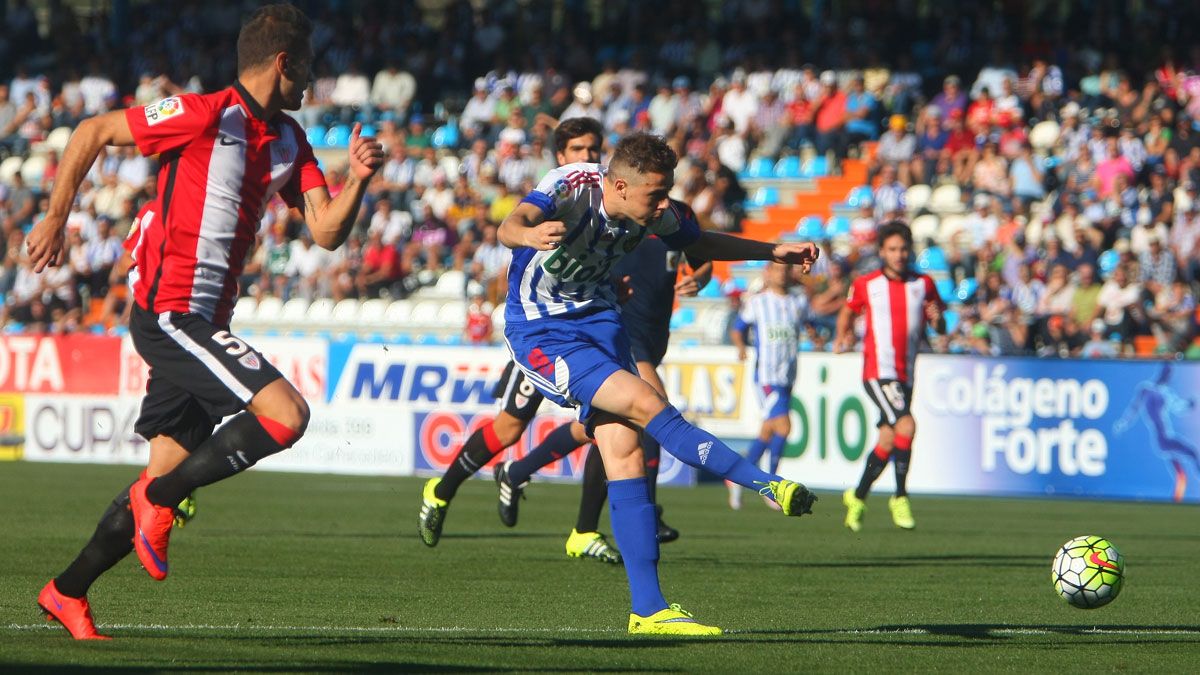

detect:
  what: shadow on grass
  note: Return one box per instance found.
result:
[668,553,1049,569]
[0,664,667,674]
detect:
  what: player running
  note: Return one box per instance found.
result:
[419,118,680,561]
[835,222,944,532]
[498,132,819,635]
[727,261,810,510]
[27,4,383,639]
[1113,362,1200,502]
[498,222,712,555]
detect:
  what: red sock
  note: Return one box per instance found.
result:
[256,416,301,448]
[894,434,913,452]
[872,444,891,461]
[481,422,504,453]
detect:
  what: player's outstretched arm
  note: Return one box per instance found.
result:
[26,111,136,271]
[307,123,384,250]
[498,203,566,250]
[834,305,856,353]
[685,231,819,273]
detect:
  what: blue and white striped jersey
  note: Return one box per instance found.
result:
[735,290,810,386]
[506,162,701,324]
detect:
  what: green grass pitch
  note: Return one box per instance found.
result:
[2,462,1197,671]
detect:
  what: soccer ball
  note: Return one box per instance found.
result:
[1051,535,1124,609]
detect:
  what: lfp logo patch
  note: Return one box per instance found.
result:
[144,97,185,126]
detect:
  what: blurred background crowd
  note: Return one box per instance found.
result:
[1,0,1199,358]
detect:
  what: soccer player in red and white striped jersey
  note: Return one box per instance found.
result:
[835,221,945,532]
[27,4,383,639]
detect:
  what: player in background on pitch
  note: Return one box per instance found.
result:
[498,212,712,555]
[497,132,818,635]
[835,222,944,532]
[27,4,382,639]
[727,261,810,510]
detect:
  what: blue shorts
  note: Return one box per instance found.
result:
[504,309,637,424]
[757,384,793,420]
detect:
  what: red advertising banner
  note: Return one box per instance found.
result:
[0,335,121,395]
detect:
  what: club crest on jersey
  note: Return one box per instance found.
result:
[553,179,571,196]
[238,352,261,370]
[145,97,185,126]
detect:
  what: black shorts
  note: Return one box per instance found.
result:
[491,360,545,423]
[131,304,283,449]
[627,330,667,367]
[864,378,913,428]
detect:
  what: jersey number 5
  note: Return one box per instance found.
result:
[212,331,251,356]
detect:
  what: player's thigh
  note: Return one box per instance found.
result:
[892,414,916,438]
[635,360,667,398]
[490,363,542,445]
[591,413,645,480]
[591,369,668,428]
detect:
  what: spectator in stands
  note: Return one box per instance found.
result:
[972,142,1010,198]
[403,201,456,276]
[843,75,879,147]
[711,116,747,173]
[784,81,815,151]
[749,88,788,159]
[932,75,967,119]
[721,71,758,134]
[1095,263,1144,348]
[807,256,849,345]
[4,172,36,232]
[1148,278,1196,353]
[469,222,509,307]
[83,216,122,298]
[1038,314,1083,357]
[331,61,371,124]
[872,164,905,220]
[1009,142,1045,205]
[464,290,494,346]
[813,70,847,160]
[869,114,915,184]
[370,62,416,122]
[358,228,402,299]
[1171,197,1200,282]
[78,61,116,115]
[0,84,20,155]
[1139,235,1177,297]
[1080,319,1120,358]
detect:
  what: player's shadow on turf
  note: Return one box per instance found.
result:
[670,553,1047,569]
[874,624,1200,640]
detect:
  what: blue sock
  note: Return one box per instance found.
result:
[508,422,580,485]
[744,437,768,468]
[767,434,787,474]
[608,478,667,616]
[645,406,782,491]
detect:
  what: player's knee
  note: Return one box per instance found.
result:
[895,416,916,439]
[630,390,668,427]
[569,421,591,444]
[775,417,792,438]
[877,425,896,450]
[492,416,526,447]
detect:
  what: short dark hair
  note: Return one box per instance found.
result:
[878,220,913,247]
[237,3,312,74]
[609,133,677,180]
[553,117,603,155]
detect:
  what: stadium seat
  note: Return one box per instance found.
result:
[744,157,774,179]
[774,155,802,178]
[44,126,72,154]
[234,296,257,318]
[698,280,723,298]
[910,213,939,246]
[1098,249,1120,278]
[954,278,979,303]
[305,125,327,148]
[942,309,960,335]
[0,156,22,183]
[20,155,46,185]
[437,300,467,325]
[1174,186,1192,213]
[795,215,825,240]
[429,270,466,298]
[306,298,334,321]
[915,247,949,274]
[824,215,851,238]
[359,124,377,138]
[332,299,360,322]
[801,156,829,178]
[431,125,459,149]
[439,155,461,178]
[491,304,506,329]
[324,125,352,148]
[280,298,310,322]
[845,185,874,208]
[935,278,954,302]
[669,307,696,331]
[358,298,388,324]
[929,184,965,214]
[749,186,780,208]
[1029,120,1061,151]
[904,184,932,214]
[254,297,283,322]
[410,300,441,324]
[936,214,967,248]
[384,299,414,323]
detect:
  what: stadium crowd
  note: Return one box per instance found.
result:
[0,0,1199,357]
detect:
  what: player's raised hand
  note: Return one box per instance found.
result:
[526,220,567,250]
[675,273,701,297]
[924,299,943,323]
[25,215,67,272]
[347,123,385,181]
[771,242,820,273]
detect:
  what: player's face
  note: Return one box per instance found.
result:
[279,47,313,111]
[621,171,673,225]
[880,233,911,275]
[556,133,601,165]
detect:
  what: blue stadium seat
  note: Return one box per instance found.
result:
[795,215,825,240]
[359,124,377,138]
[744,157,774,179]
[305,125,327,148]
[325,125,352,148]
[432,125,459,149]
[749,186,780,208]
[916,247,949,274]
[669,307,697,331]
[698,280,723,298]
[1098,249,1120,277]
[935,278,955,302]
[942,309,960,335]
[954,278,979,303]
[824,215,851,237]
[774,156,802,178]
[801,156,829,178]
[845,185,875,208]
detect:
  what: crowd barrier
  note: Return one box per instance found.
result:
[2,334,1195,503]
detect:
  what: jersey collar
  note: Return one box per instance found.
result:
[231,81,281,147]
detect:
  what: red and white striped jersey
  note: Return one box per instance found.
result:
[125,83,326,326]
[845,269,943,383]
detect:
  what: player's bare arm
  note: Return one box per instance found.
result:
[925,300,947,335]
[834,304,856,353]
[675,259,713,297]
[684,232,819,273]
[26,111,137,271]
[305,123,384,250]
[498,202,566,250]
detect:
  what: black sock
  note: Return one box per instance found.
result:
[641,430,661,505]
[435,427,502,501]
[854,451,890,500]
[55,482,136,598]
[508,422,581,485]
[147,412,288,507]
[893,449,911,497]
[575,445,608,533]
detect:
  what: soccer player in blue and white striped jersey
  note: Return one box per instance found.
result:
[497,132,820,635]
[729,262,809,510]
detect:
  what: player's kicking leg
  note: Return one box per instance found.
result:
[419,361,544,546]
